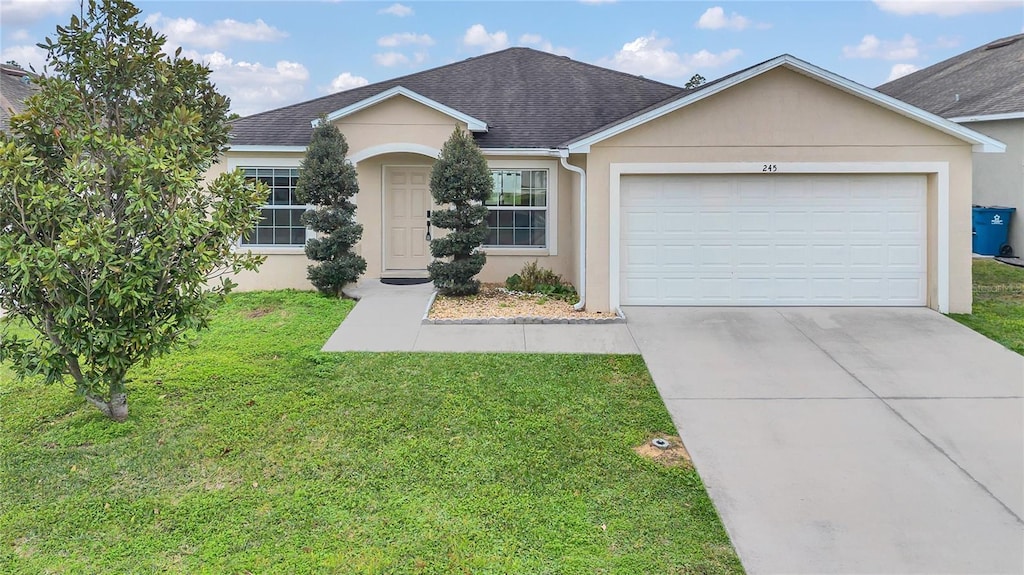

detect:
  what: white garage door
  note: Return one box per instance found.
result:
[619,174,927,306]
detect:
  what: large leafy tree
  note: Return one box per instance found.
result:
[0,0,265,421]
[294,118,366,296]
[427,128,493,296]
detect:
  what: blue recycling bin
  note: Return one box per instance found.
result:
[972,206,1016,256]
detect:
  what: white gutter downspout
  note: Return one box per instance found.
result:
[559,150,586,310]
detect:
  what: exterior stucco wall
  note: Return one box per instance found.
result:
[332,95,465,158]
[215,146,577,291]
[584,67,974,313]
[961,119,1024,253]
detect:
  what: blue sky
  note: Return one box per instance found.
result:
[2,0,1022,116]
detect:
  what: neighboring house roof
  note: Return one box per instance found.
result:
[229,47,684,148]
[0,65,38,133]
[566,54,1005,153]
[876,33,1024,121]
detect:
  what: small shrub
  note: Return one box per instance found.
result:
[504,261,578,302]
[505,273,523,292]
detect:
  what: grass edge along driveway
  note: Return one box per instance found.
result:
[0,290,742,574]
[951,258,1024,356]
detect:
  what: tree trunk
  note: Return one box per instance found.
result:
[85,391,129,422]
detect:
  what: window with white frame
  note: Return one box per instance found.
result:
[240,167,308,246]
[485,169,548,247]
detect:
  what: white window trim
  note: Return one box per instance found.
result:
[481,159,558,256]
[227,156,311,254]
[608,162,950,313]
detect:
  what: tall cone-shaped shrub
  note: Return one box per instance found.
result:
[428,128,493,295]
[295,118,366,296]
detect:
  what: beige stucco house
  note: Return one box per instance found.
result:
[878,33,1023,256]
[219,48,1004,314]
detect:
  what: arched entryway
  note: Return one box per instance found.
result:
[349,145,440,279]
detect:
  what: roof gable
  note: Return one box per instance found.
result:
[319,86,487,132]
[566,55,1005,153]
[876,34,1024,120]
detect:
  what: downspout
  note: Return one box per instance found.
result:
[559,150,586,310]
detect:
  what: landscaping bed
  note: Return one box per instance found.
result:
[0,291,741,574]
[427,284,617,323]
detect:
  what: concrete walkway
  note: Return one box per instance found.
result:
[626,306,1024,575]
[322,280,639,354]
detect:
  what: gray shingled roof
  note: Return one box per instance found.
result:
[876,34,1024,118]
[229,47,686,148]
[0,65,39,133]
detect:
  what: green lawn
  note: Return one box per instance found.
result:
[950,259,1024,355]
[0,291,741,574]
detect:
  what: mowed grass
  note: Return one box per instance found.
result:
[951,259,1024,355]
[0,291,741,574]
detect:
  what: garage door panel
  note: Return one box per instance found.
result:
[620,174,927,306]
[888,211,924,234]
[663,212,697,234]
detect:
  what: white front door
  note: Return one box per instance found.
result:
[385,166,432,272]
[619,173,928,306]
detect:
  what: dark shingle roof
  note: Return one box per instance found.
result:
[876,34,1024,118]
[229,47,685,148]
[0,65,39,133]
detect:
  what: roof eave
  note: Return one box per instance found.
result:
[316,85,488,132]
[566,54,1007,154]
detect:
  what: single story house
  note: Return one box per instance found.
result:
[877,33,1024,255]
[217,48,1005,314]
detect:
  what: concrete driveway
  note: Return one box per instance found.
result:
[625,307,1024,575]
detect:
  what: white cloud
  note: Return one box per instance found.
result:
[873,0,1020,16]
[181,50,308,116]
[697,7,753,30]
[462,24,509,53]
[0,43,48,73]
[321,72,369,94]
[600,34,741,79]
[378,3,414,17]
[374,51,410,67]
[145,14,287,51]
[842,34,920,60]
[517,33,574,56]
[0,0,74,26]
[10,29,31,42]
[887,63,920,81]
[377,33,434,47]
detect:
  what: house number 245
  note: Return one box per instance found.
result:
[762,164,778,172]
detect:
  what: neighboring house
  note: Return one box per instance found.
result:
[219,48,1004,314]
[878,33,1024,255]
[0,64,38,133]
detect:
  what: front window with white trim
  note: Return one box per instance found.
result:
[485,169,548,247]
[240,167,309,246]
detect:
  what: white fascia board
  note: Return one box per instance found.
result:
[228,145,307,153]
[480,148,562,157]
[566,54,1007,154]
[948,112,1024,123]
[318,86,488,132]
